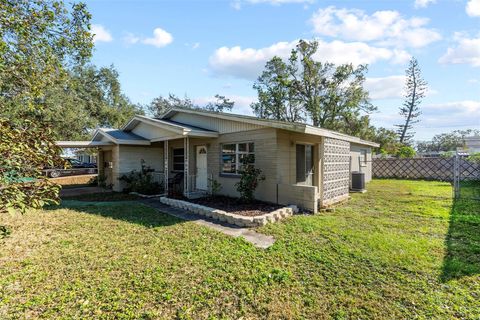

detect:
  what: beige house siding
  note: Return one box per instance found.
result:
[107,144,163,191]
[131,122,177,140]
[169,112,263,134]
[202,128,278,203]
[350,144,372,183]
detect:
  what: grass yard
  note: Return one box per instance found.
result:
[1,180,479,319]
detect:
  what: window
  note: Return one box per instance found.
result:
[296,144,314,185]
[360,149,367,167]
[221,142,254,174]
[173,148,184,171]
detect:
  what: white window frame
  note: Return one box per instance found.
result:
[360,149,368,167]
[220,142,255,175]
[296,143,315,186]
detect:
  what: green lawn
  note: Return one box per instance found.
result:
[1,180,479,319]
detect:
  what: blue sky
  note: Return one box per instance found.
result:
[85,0,480,141]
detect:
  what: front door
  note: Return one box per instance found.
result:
[195,146,208,190]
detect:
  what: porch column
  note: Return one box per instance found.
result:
[164,140,169,195]
[183,137,189,196]
[97,149,104,186]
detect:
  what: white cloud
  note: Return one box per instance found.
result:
[365,75,405,100]
[466,0,480,17]
[421,100,480,127]
[142,28,173,48]
[468,78,480,84]
[209,40,410,80]
[185,42,200,49]
[91,24,113,43]
[310,6,441,48]
[438,33,480,66]
[414,0,436,9]
[370,101,480,134]
[124,32,140,45]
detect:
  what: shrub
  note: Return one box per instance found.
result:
[396,145,416,158]
[119,161,163,195]
[235,155,265,203]
[208,178,222,197]
[467,152,480,163]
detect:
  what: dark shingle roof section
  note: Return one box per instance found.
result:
[103,129,147,141]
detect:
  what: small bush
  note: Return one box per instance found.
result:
[208,178,222,197]
[235,155,265,203]
[119,161,163,195]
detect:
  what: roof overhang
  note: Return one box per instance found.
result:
[122,115,219,138]
[91,128,151,145]
[56,141,114,148]
[162,108,379,147]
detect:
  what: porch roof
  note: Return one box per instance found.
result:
[92,128,151,145]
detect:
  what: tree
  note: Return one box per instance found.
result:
[38,65,143,140]
[148,93,235,117]
[251,40,376,136]
[148,94,194,117]
[416,129,480,153]
[204,94,234,113]
[0,0,93,116]
[0,0,93,216]
[396,57,427,144]
[251,56,305,122]
[0,120,65,214]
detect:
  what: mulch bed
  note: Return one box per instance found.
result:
[187,195,282,217]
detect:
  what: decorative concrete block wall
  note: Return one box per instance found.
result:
[321,138,351,207]
[159,197,297,227]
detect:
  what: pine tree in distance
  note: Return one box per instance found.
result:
[396,57,427,144]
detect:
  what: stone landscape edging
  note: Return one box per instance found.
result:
[159,197,298,227]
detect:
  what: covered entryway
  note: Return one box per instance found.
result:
[195,145,208,191]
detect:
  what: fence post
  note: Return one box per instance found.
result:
[453,152,460,199]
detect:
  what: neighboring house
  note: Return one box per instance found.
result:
[464,136,480,153]
[59,108,378,212]
[74,150,97,164]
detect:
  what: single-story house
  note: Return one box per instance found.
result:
[58,108,378,212]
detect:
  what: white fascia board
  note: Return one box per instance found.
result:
[150,135,185,142]
[187,130,219,137]
[116,139,151,145]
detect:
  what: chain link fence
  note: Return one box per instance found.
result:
[372,155,480,201]
[453,153,480,201]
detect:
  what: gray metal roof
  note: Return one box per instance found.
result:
[102,129,148,141]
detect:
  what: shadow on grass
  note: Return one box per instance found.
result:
[441,182,480,281]
[46,199,183,229]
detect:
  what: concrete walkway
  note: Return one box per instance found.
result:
[141,199,275,249]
